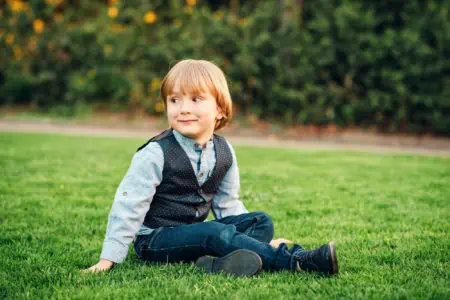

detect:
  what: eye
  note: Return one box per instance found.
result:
[193,96,203,103]
[169,97,179,103]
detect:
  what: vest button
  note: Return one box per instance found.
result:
[198,188,203,194]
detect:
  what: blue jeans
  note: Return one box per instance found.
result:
[134,211,301,271]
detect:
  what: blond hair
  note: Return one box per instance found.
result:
[160,59,233,131]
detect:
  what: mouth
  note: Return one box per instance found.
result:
[178,120,198,123]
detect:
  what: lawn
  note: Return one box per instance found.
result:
[0,132,449,299]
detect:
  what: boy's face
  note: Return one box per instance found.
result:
[166,79,223,145]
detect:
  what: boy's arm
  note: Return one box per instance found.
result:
[212,141,248,219]
[85,142,164,271]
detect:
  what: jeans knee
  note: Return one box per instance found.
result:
[218,224,237,243]
[205,223,237,250]
[254,211,274,240]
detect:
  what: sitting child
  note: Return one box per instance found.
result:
[85,59,338,276]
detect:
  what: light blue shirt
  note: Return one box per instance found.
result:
[100,130,248,263]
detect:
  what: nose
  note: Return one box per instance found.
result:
[179,98,192,114]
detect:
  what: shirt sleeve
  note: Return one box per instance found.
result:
[212,140,248,220]
[100,142,163,263]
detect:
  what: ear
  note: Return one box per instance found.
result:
[216,107,224,120]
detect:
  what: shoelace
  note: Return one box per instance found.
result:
[296,249,320,270]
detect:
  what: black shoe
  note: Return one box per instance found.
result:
[295,241,339,275]
[195,249,263,277]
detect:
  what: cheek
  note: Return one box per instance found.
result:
[166,106,177,118]
[201,103,219,118]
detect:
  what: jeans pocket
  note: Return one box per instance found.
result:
[135,228,163,259]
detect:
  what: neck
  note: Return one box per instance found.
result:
[193,132,214,146]
[172,128,214,146]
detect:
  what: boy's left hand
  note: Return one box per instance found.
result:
[270,238,293,248]
[82,259,115,273]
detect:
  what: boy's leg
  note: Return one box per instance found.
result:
[213,211,274,244]
[134,220,298,271]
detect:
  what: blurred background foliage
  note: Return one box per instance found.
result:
[0,0,449,134]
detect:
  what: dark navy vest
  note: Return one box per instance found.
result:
[137,129,233,228]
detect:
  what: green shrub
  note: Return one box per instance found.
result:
[0,0,449,134]
[0,73,34,105]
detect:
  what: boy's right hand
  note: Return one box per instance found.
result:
[270,238,294,248]
[82,259,115,273]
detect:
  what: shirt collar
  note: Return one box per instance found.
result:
[172,129,214,151]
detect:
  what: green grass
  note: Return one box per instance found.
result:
[1,132,449,299]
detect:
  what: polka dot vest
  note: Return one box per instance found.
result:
[136,129,233,228]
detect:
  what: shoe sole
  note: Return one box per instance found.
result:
[328,241,339,275]
[195,249,262,277]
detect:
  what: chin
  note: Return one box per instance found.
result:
[174,127,197,137]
